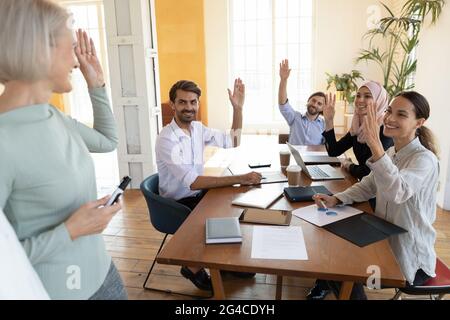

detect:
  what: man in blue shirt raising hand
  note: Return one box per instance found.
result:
[278,59,326,145]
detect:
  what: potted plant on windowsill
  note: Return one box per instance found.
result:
[325,70,364,114]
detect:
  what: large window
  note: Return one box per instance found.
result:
[230,0,313,125]
[60,0,118,196]
[61,0,110,126]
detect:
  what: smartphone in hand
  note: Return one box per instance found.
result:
[105,176,132,206]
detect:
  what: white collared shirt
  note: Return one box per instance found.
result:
[0,209,50,299]
[155,119,233,200]
[335,138,438,284]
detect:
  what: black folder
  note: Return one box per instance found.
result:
[284,185,332,202]
[323,213,407,247]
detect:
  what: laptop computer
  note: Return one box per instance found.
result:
[286,143,345,181]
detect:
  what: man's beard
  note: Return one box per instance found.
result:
[176,110,196,123]
[306,104,319,116]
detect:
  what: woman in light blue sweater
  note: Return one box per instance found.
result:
[0,0,126,299]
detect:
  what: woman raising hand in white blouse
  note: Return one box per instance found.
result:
[314,91,439,299]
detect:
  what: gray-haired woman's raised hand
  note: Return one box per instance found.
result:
[75,29,105,88]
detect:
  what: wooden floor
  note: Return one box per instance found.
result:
[103,190,450,300]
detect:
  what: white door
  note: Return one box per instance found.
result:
[103,0,162,189]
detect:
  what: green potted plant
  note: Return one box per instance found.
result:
[357,0,445,98]
[325,70,364,112]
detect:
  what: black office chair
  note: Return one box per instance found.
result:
[140,174,192,292]
[140,174,213,298]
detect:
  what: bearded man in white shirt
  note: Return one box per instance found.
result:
[155,79,261,291]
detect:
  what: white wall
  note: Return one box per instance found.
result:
[204,0,389,131]
[204,0,230,131]
[313,0,387,91]
[414,5,450,210]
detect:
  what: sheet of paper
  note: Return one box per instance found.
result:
[251,226,308,260]
[292,204,363,227]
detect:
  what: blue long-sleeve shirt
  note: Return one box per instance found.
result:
[279,100,325,145]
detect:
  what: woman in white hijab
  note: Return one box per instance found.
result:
[321,81,394,181]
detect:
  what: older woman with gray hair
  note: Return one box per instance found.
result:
[0,0,126,299]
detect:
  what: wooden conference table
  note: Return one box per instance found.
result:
[157,139,405,300]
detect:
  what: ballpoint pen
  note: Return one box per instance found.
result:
[316,197,328,212]
[311,187,327,211]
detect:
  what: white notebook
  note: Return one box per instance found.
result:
[232,184,284,209]
[205,217,242,244]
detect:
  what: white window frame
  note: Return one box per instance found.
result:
[59,0,110,125]
[228,0,316,131]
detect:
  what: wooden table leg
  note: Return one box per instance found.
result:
[275,276,283,300]
[338,281,354,300]
[210,269,225,300]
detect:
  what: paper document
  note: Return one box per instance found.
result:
[292,204,362,227]
[251,226,308,260]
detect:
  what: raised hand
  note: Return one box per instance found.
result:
[279,59,291,80]
[75,29,105,88]
[323,93,336,122]
[363,101,384,161]
[228,78,245,111]
[363,101,381,148]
